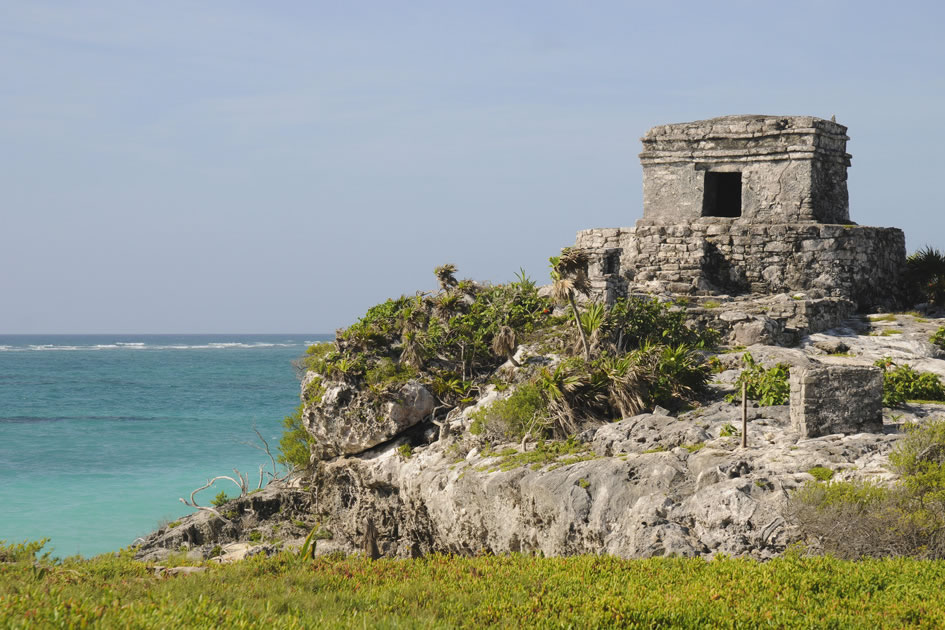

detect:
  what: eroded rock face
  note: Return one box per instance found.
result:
[304,379,435,459]
[134,479,316,563]
[591,413,711,455]
[310,402,904,561]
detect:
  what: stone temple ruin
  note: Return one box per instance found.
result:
[576,115,906,312]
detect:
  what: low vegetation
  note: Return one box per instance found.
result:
[905,245,945,306]
[874,357,945,406]
[791,419,945,559]
[725,352,790,406]
[931,326,945,350]
[278,404,314,470]
[2,543,944,628]
[295,256,718,452]
[477,437,596,472]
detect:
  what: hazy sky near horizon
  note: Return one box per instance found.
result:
[2,1,943,333]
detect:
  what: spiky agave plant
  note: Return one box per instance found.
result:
[536,364,588,437]
[550,248,592,360]
[491,325,520,367]
[651,344,710,405]
[600,354,648,418]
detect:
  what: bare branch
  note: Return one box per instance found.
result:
[177,498,232,524]
[253,425,279,479]
[232,468,249,495]
[181,476,243,508]
[240,424,286,485]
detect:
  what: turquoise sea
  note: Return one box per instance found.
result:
[0,334,330,558]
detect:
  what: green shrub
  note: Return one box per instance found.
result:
[719,423,740,437]
[602,297,718,353]
[874,358,945,406]
[726,352,790,406]
[0,539,50,563]
[931,327,945,350]
[396,443,413,459]
[299,342,337,374]
[789,479,907,559]
[807,466,835,481]
[469,383,547,440]
[648,343,711,406]
[791,419,945,559]
[211,491,231,507]
[889,420,945,502]
[302,375,325,403]
[578,302,607,339]
[278,404,314,470]
[365,358,418,390]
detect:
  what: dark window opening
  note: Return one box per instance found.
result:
[702,172,742,217]
[602,253,619,276]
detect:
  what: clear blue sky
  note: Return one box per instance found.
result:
[2,1,942,333]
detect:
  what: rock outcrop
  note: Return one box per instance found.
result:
[310,400,907,560]
[134,476,317,563]
[134,308,945,563]
[303,378,435,459]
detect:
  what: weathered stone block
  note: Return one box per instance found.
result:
[789,365,883,437]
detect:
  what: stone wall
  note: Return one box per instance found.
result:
[639,115,850,224]
[789,365,883,437]
[682,297,856,347]
[575,221,905,310]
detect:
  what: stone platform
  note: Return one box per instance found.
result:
[576,221,905,311]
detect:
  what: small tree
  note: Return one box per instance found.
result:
[550,248,592,360]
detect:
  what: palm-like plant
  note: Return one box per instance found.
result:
[491,325,520,367]
[600,354,647,418]
[328,355,362,384]
[434,264,458,292]
[399,330,424,369]
[907,247,945,306]
[653,344,709,401]
[577,301,606,355]
[434,292,461,319]
[536,364,586,437]
[550,248,592,360]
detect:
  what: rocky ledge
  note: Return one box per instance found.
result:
[135,306,945,562]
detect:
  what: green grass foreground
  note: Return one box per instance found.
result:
[3,551,945,628]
